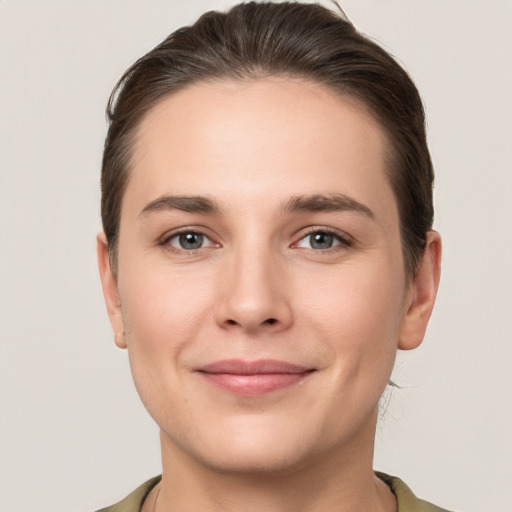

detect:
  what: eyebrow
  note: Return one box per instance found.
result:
[139,195,221,217]
[139,193,373,219]
[280,194,374,218]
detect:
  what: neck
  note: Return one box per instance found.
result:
[152,417,396,512]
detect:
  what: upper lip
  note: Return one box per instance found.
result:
[197,359,313,375]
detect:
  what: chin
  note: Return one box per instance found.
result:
[193,440,312,476]
[163,411,341,477]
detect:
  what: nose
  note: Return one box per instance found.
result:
[214,245,293,335]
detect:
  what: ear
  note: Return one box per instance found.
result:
[398,231,442,350]
[96,232,127,349]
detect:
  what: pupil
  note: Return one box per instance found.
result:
[311,232,333,249]
[179,232,203,249]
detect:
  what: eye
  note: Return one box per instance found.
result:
[295,230,350,250]
[166,231,215,251]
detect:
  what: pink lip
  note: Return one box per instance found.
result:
[196,359,315,396]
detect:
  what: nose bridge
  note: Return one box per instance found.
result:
[215,236,292,332]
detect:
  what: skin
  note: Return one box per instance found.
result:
[98,78,441,512]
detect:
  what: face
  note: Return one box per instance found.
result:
[98,78,440,474]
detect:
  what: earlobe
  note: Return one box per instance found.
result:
[398,231,442,350]
[96,232,127,349]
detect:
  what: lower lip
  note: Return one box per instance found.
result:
[199,372,313,396]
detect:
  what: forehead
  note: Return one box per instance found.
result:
[125,78,396,222]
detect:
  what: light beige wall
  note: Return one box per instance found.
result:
[0,1,510,511]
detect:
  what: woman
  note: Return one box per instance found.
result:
[96,2,445,511]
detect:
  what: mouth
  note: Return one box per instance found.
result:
[196,359,315,396]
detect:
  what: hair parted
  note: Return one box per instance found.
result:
[101,1,434,276]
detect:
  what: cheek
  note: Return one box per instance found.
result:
[128,266,209,324]
[297,259,406,376]
[118,262,215,370]
[118,265,216,423]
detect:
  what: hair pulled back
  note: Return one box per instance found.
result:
[101,1,434,276]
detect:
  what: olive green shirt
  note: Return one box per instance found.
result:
[96,472,451,512]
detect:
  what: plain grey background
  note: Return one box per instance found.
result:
[1,1,511,511]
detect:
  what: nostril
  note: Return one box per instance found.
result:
[222,317,279,329]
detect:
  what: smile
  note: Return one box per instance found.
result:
[196,359,316,396]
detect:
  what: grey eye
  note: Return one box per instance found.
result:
[179,232,204,249]
[295,230,346,251]
[169,232,206,250]
[309,232,335,249]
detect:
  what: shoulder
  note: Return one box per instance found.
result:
[376,472,452,512]
[95,475,161,512]
[97,473,451,512]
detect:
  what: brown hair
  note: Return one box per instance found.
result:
[101,1,434,276]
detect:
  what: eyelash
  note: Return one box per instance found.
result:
[292,227,353,252]
[161,228,219,254]
[160,227,353,254]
